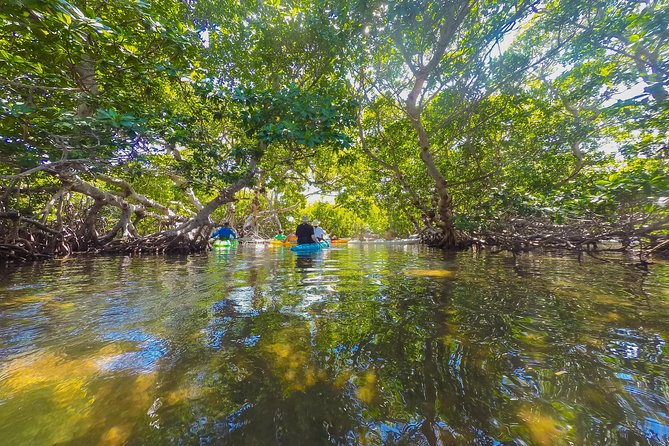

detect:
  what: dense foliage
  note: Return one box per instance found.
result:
[1,0,667,258]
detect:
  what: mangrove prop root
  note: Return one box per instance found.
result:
[419,214,667,261]
[0,209,216,262]
[2,210,667,264]
[469,215,668,262]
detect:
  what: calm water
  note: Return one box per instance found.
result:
[0,245,668,446]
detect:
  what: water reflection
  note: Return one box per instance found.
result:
[0,248,667,445]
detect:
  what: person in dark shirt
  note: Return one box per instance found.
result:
[295,216,318,244]
[211,222,237,240]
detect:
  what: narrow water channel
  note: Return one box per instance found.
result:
[0,245,667,445]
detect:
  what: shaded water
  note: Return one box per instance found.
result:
[0,245,668,445]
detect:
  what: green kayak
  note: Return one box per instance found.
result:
[212,239,238,248]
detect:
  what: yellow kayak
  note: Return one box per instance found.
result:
[269,239,295,246]
[330,239,350,244]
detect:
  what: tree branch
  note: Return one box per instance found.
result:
[0,159,88,181]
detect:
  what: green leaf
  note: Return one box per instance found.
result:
[58,13,72,25]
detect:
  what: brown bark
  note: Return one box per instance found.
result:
[608,33,668,102]
[82,200,104,245]
[167,145,204,211]
[0,211,61,235]
[95,173,176,217]
[542,78,596,186]
[170,157,258,237]
[243,178,263,237]
[2,133,261,258]
[357,110,435,228]
[406,77,458,248]
[396,2,472,248]
[74,49,99,117]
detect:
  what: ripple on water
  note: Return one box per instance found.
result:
[0,248,667,445]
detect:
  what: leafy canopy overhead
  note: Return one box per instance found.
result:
[0,0,666,242]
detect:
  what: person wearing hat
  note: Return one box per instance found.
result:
[313,220,327,241]
[295,216,318,245]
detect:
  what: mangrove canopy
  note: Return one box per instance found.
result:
[1,0,667,261]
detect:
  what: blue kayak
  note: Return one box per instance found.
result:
[290,240,330,253]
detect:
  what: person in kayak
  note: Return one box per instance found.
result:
[313,220,328,241]
[211,222,237,240]
[296,216,318,244]
[274,230,287,241]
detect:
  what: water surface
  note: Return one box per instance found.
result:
[0,245,668,445]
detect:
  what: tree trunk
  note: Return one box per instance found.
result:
[171,157,258,237]
[409,108,459,248]
[249,185,261,237]
[396,5,472,249]
[82,200,104,246]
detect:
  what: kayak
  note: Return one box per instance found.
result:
[269,239,292,246]
[330,239,349,244]
[290,240,330,253]
[213,239,238,248]
[270,238,297,245]
[347,239,419,245]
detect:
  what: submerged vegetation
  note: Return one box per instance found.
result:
[1,0,667,260]
[1,248,668,444]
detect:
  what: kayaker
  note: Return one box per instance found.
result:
[313,220,328,241]
[286,233,298,244]
[296,216,318,244]
[274,230,287,241]
[211,222,237,240]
